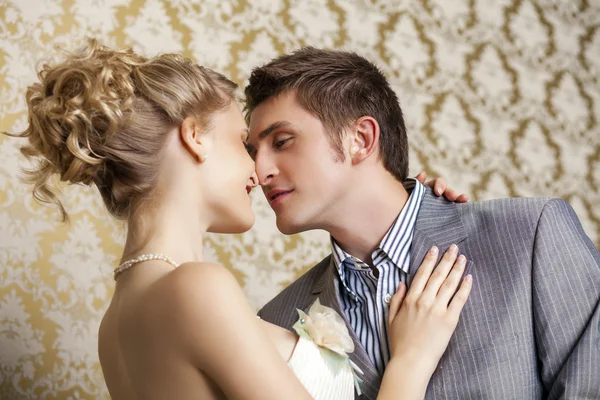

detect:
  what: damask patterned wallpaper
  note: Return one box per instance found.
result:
[0,0,598,398]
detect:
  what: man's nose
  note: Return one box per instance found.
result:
[254,152,277,186]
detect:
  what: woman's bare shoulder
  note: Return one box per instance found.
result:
[153,261,247,318]
[145,262,254,351]
[128,262,310,399]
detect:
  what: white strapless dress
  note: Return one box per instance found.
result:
[287,336,356,400]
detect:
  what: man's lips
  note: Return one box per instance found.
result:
[266,189,294,205]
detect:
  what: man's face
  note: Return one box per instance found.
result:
[246,92,350,234]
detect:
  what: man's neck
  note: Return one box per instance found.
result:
[327,177,411,266]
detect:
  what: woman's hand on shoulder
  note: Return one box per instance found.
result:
[387,246,472,373]
[415,171,468,203]
[378,247,472,400]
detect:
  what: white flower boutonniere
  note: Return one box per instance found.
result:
[293,299,364,395]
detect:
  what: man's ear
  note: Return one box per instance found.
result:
[180,116,208,163]
[349,116,379,164]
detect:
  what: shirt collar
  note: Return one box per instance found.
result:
[331,178,426,280]
[379,179,425,266]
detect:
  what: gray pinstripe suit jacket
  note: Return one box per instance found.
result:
[258,189,600,399]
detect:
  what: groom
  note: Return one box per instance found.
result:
[244,47,600,399]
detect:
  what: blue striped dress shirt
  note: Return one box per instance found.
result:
[331,179,425,374]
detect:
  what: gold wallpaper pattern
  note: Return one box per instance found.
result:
[0,0,599,398]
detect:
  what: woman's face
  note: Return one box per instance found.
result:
[202,102,257,233]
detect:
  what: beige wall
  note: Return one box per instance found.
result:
[0,0,599,398]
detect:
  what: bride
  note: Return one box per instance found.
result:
[8,40,472,399]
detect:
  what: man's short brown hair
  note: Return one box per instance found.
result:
[244,47,409,182]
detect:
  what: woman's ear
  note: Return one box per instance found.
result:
[180,116,208,163]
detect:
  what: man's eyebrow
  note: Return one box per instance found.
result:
[258,121,293,140]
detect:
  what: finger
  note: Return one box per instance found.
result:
[415,171,427,183]
[388,282,406,328]
[430,178,447,196]
[421,244,459,299]
[456,193,469,203]
[407,246,439,296]
[441,188,458,201]
[436,254,467,306]
[447,275,473,317]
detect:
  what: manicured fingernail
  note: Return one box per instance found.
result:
[436,187,442,195]
[465,274,472,283]
[449,244,458,253]
[458,255,466,264]
[429,246,438,255]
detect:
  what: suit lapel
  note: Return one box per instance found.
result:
[300,189,470,399]
[409,188,469,284]
[311,258,381,400]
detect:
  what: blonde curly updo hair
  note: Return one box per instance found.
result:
[9,39,237,221]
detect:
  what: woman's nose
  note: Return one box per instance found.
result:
[249,171,258,187]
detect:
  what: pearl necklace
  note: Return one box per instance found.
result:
[113,253,179,281]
